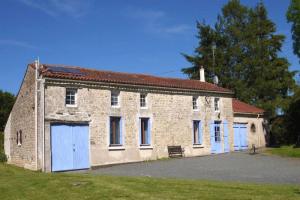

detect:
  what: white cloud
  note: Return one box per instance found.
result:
[0,39,37,49]
[125,7,191,35]
[18,0,93,18]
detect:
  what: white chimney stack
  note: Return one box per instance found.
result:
[200,66,205,82]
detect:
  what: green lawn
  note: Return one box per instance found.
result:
[266,146,300,158]
[0,164,299,200]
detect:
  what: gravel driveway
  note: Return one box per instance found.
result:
[81,152,300,184]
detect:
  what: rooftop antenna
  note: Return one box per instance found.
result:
[212,43,219,85]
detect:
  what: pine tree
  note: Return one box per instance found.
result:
[287,0,300,62]
[182,0,296,118]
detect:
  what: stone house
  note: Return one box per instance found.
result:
[4,62,266,172]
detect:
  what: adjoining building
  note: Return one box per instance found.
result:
[4,62,266,172]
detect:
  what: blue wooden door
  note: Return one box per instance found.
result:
[240,125,248,150]
[210,121,223,154]
[51,125,73,171]
[72,125,90,170]
[233,123,248,151]
[223,120,230,153]
[233,123,241,150]
[210,122,217,153]
[51,124,89,171]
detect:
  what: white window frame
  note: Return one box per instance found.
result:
[193,96,198,111]
[111,91,120,107]
[140,117,151,146]
[193,120,201,145]
[214,97,220,112]
[65,88,77,107]
[109,116,122,146]
[140,93,147,109]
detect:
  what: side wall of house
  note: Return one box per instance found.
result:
[43,84,234,171]
[233,115,266,148]
[4,114,11,161]
[4,66,36,170]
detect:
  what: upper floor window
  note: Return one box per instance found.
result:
[110,117,122,146]
[193,120,202,144]
[214,98,220,112]
[193,96,198,110]
[140,118,151,145]
[66,88,77,106]
[111,91,120,107]
[140,94,147,108]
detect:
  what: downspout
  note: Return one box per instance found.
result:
[34,59,39,170]
[257,114,260,148]
[41,78,45,171]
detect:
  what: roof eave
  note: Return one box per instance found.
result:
[43,76,235,95]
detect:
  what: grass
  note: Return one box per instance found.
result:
[0,164,299,200]
[265,146,300,158]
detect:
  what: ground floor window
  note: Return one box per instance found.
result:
[193,120,202,144]
[214,121,221,142]
[140,118,150,145]
[110,117,122,145]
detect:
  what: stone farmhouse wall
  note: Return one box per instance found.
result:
[43,83,234,171]
[4,66,36,170]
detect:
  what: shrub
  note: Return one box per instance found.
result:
[0,152,7,163]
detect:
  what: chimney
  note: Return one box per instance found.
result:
[200,66,205,82]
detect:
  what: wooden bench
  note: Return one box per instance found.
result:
[168,146,184,158]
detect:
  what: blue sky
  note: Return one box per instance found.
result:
[0,0,299,94]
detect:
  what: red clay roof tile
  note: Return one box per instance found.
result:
[232,99,264,114]
[34,64,233,94]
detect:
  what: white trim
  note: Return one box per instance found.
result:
[139,145,153,150]
[192,144,204,148]
[108,146,125,151]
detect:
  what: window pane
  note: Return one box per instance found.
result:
[111,92,119,106]
[214,98,219,111]
[110,117,121,145]
[141,118,149,145]
[66,89,76,105]
[140,94,146,107]
[214,122,221,142]
[193,97,198,110]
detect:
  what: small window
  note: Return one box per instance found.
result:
[214,121,221,142]
[111,91,119,107]
[140,94,147,108]
[193,96,198,110]
[16,130,22,146]
[110,117,122,145]
[66,88,77,106]
[140,118,150,145]
[251,123,256,133]
[214,98,220,112]
[193,120,202,144]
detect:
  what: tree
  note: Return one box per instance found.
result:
[182,0,296,118]
[287,0,300,62]
[0,90,15,132]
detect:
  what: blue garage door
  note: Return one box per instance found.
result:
[51,124,89,172]
[233,123,248,151]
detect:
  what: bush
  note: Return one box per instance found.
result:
[0,152,7,163]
